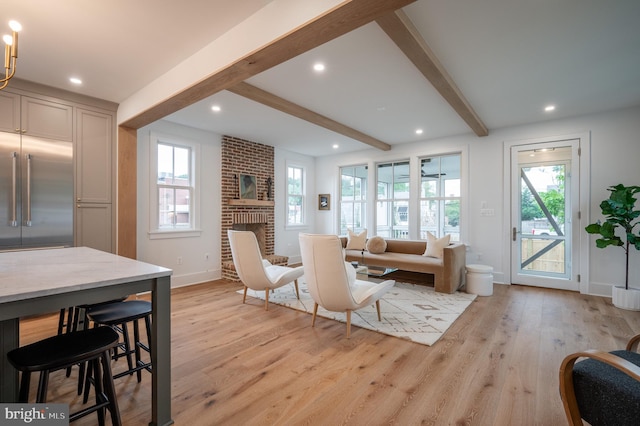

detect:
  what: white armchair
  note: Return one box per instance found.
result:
[228,230,304,311]
[298,233,395,338]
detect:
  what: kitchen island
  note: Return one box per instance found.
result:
[0,247,173,426]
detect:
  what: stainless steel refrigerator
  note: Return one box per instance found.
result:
[1,132,73,250]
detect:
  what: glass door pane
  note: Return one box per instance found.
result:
[519,164,567,278]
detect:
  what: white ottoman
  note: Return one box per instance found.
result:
[466,264,493,296]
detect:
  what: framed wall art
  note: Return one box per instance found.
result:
[318,194,330,210]
[239,174,257,199]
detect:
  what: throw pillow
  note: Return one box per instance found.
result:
[346,228,367,250]
[366,236,387,254]
[423,232,451,259]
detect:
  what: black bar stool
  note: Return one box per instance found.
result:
[57,307,75,335]
[82,300,153,402]
[7,326,122,426]
[57,298,127,392]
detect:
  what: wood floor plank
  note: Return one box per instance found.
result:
[15,279,638,425]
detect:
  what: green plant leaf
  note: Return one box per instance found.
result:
[585,223,601,234]
[595,238,622,248]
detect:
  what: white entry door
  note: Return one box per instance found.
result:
[510,139,581,291]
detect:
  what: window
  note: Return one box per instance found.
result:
[287,165,304,226]
[376,161,410,239]
[339,165,367,235]
[420,154,461,241]
[157,143,192,228]
[149,133,200,238]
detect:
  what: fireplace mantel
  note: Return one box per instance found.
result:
[227,199,274,207]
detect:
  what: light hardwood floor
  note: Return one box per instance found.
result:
[18,279,640,425]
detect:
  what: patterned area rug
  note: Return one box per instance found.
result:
[240,279,477,346]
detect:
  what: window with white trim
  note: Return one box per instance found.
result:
[149,133,200,238]
[419,154,461,241]
[376,161,410,239]
[339,165,367,235]
[287,165,305,226]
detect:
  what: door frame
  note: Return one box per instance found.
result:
[502,132,591,293]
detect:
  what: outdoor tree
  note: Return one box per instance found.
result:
[445,201,460,227]
[521,187,543,220]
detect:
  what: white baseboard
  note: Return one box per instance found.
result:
[491,271,506,284]
[170,269,221,288]
[587,282,613,297]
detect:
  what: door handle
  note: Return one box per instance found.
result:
[11,151,18,227]
[25,153,32,227]
[512,227,520,241]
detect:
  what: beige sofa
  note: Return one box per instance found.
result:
[340,237,466,294]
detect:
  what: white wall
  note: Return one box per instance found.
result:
[135,125,317,285]
[314,106,640,296]
[134,106,640,296]
[136,120,222,287]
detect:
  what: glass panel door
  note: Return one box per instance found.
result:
[511,141,580,291]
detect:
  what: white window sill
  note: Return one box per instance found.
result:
[285,224,308,231]
[148,229,202,240]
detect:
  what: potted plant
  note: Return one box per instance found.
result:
[585,184,640,310]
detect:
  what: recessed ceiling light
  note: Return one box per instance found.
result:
[415,129,424,135]
[313,63,325,72]
[332,144,339,149]
[211,105,221,112]
[544,105,556,112]
[69,77,82,85]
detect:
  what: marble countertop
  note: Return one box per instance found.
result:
[0,247,172,304]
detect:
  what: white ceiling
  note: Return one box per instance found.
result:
[4,0,640,157]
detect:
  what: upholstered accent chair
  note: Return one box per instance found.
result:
[298,233,395,338]
[228,230,304,311]
[559,333,640,425]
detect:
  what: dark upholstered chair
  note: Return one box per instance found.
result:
[559,333,640,425]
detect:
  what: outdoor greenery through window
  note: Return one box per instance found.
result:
[157,142,193,229]
[377,161,410,239]
[520,165,566,231]
[518,155,569,277]
[340,165,367,235]
[420,155,461,241]
[287,165,304,225]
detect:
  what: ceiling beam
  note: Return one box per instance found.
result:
[122,0,417,130]
[228,82,391,151]
[376,10,489,137]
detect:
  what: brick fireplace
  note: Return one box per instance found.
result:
[220,136,288,280]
